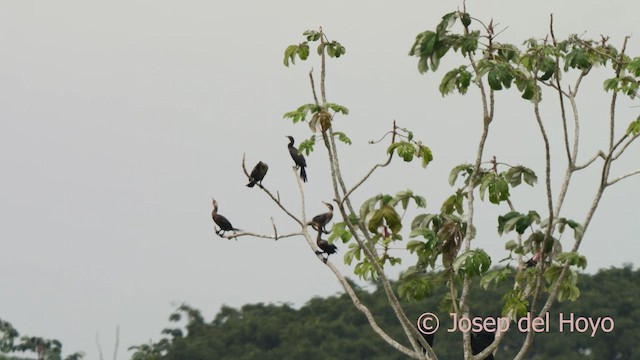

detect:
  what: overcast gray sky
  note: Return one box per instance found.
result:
[1,0,639,358]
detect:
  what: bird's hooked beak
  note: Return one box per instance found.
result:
[322,201,333,210]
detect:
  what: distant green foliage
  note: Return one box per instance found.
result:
[131,266,640,360]
[0,319,84,360]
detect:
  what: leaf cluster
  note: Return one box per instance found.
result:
[283,29,346,67]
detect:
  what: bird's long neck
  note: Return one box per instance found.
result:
[288,138,295,148]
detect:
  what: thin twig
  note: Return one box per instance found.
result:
[113,326,119,360]
[573,151,605,170]
[224,231,301,241]
[609,37,630,151]
[341,122,397,204]
[309,69,320,106]
[612,133,639,160]
[96,333,104,360]
[607,168,640,186]
[550,14,572,165]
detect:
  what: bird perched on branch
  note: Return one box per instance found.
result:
[471,329,495,360]
[525,251,542,269]
[286,136,307,182]
[246,161,268,188]
[315,230,337,263]
[308,202,333,234]
[211,198,240,236]
[417,330,435,356]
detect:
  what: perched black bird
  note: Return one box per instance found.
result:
[315,230,337,263]
[308,202,333,234]
[211,198,240,236]
[247,161,269,188]
[417,330,435,356]
[525,252,542,269]
[286,136,307,182]
[471,329,496,360]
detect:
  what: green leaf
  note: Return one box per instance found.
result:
[298,136,316,156]
[391,190,426,210]
[439,67,460,96]
[459,33,479,55]
[418,145,433,168]
[327,44,336,57]
[603,77,619,92]
[441,190,464,215]
[283,45,298,67]
[411,213,439,230]
[487,177,510,204]
[328,222,353,243]
[502,290,529,319]
[398,270,433,301]
[360,195,382,219]
[389,142,417,162]
[453,249,491,276]
[449,163,473,186]
[297,43,310,60]
[505,239,518,251]
[381,205,402,234]
[497,211,520,235]
[557,251,587,269]
[461,12,471,27]
[343,243,362,265]
[326,103,349,115]
[282,103,319,123]
[417,56,429,74]
[626,116,640,135]
[437,12,457,35]
[627,57,640,76]
[480,267,511,289]
[488,70,503,90]
[332,131,352,145]
[303,30,321,42]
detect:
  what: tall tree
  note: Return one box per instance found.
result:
[210,4,640,359]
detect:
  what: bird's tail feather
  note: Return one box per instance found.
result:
[300,166,308,182]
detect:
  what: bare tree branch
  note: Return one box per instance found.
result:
[341,122,397,205]
[550,14,572,165]
[458,13,495,358]
[309,69,320,106]
[606,168,640,186]
[573,151,605,170]
[96,333,104,360]
[612,133,639,160]
[113,326,119,360]
[224,231,301,241]
[609,37,630,151]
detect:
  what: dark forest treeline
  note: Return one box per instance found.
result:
[136,265,639,359]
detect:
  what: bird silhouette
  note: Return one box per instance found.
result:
[315,230,337,263]
[308,202,333,234]
[211,198,240,236]
[286,136,307,182]
[247,161,269,188]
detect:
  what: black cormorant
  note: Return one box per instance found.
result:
[315,230,337,263]
[247,161,269,188]
[286,136,307,182]
[471,329,496,360]
[308,202,333,234]
[211,198,240,236]
[417,330,435,356]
